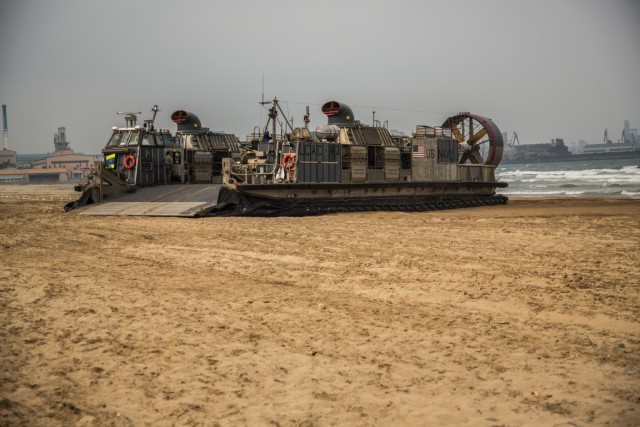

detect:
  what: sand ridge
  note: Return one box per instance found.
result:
[1,185,639,426]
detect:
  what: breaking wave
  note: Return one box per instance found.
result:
[496,159,640,198]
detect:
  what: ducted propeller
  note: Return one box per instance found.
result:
[443,113,503,166]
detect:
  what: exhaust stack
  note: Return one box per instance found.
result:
[2,104,8,150]
[321,101,356,127]
[171,110,203,132]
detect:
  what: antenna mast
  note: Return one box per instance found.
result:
[151,105,159,126]
[259,97,294,137]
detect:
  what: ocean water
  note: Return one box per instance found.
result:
[496,158,640,198]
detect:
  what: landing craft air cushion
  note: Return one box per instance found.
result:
[65,106,241,216]
[67,100,507,216]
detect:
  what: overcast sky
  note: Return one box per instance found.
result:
[1,0,638,154]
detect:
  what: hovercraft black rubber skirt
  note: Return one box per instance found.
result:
[208,186,508,217]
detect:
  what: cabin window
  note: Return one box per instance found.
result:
[106,132,122,147]
[127,132,141,146]
[140,134,155,146]
[160,134,173,147]
[116,131,132,146]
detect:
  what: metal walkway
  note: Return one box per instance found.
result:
[79,184,221,217]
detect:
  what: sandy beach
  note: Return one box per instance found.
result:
[1,185,639,426]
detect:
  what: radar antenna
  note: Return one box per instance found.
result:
[117,111,142,127]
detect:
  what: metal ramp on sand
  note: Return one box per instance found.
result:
[79,184,221,217]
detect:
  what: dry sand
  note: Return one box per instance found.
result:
[1,184,639,426]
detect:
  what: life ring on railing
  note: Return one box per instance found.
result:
[123,155,136,170]
[281,153,296,169]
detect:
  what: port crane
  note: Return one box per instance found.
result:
[508,132,520,147]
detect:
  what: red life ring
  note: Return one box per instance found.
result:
[281,153,296,169]
[123,155,136,170]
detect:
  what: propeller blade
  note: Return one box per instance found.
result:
[459,152,469,164]
[450,121,464,143]
[468,150,483,164]
[467,128,487,145]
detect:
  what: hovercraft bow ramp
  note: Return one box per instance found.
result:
[79,184,221,217]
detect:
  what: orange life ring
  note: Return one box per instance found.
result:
[281,153,296,169]
[123,155,136,170]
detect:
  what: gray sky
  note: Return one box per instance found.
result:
[1,0,639,154]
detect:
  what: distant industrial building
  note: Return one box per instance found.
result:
[582,120,639,155]
[1,104,17,169]
[0,148,17,169]
[16,154,51,168]
[504,138,571,163]
[29,127,97,171]
[502,118,640,164]
[0,121,99,184]
[582,142,639,155]
[0,167,72,183]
